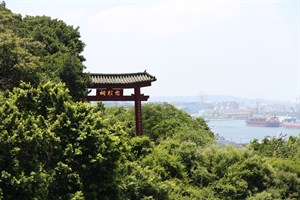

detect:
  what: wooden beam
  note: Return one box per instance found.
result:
[86,95,149,101]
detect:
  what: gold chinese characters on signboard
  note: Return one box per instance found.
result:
[97,89,123,97]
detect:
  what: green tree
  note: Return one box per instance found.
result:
[250,134,300,159]
[0,82,128,199]
[214,156,273,199]
[0,31,43,90]
[0,8,89,101]
[0,1,5,8]
[0,6,22,32]
[141,103,213,143]
[21,16,90,101]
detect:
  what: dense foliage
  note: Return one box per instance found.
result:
[0,82,299,199]
[0,82,128,199]
[1,5,300,199]
[0,6,89,101]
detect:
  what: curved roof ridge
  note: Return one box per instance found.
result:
[89,71,156,85]
[90,71,152,76]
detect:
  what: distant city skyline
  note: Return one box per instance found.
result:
[8,0,300,101]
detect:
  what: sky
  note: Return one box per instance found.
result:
[6,0,300,101]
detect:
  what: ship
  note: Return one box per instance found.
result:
[245,116,280,127]
[281,119,300,129]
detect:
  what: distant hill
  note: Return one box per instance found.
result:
[149,95,288,105]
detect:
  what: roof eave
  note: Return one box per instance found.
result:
[88,81,152,89]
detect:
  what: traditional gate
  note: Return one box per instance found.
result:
[86,71,156,136]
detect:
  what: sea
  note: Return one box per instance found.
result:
[207,120,300,144]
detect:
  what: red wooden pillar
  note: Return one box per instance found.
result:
[134,87,143,136]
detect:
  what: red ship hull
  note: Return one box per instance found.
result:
[282,122,300,129]
[245,117,280,127]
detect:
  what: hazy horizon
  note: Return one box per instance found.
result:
[148,94,298,103]
[8,0,300,102]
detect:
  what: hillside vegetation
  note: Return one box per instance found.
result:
[0,5,89,101]
[0,5,299,200]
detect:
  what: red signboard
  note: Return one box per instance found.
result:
[96,88,123,97]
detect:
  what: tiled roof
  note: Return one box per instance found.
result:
[90,71,156,85]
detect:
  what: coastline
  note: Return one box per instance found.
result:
[207,119,300,144]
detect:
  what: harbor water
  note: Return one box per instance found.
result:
[207,120,300,144]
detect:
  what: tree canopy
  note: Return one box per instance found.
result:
[0,82,129,199]
[0,7,89,101]
[0,6,300,200]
